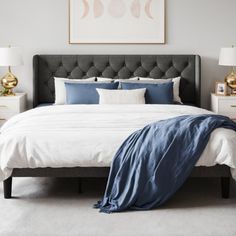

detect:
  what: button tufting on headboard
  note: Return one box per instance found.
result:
[33,55,201,107]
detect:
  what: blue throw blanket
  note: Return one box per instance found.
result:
[95,115,236,213]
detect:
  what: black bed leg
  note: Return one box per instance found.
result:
[221,177,230,199]
[78,178,82,194]
[3,177,12,199]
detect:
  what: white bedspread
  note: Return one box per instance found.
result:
[0,105,236,181]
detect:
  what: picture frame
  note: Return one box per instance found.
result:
[69,0,166,44]
[215,82,227,96]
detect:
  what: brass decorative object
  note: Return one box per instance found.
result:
[225,70,236,95]
[0,46,23,96]
[1,66,18,96]
[219,46,236,95]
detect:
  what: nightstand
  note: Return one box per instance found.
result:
[0,93,27,127]
[211,93,236,120]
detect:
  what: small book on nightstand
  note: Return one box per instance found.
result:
[211,93,236,121]
[0,93,27,127]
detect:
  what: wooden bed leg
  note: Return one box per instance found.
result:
[78,178,82,194]
[3,177,12,199]
[221,177,230,199]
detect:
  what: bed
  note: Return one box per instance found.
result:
[1,54,233,199]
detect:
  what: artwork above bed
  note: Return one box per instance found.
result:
[69,0,165,44]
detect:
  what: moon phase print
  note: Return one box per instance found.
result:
[69,0,165,44]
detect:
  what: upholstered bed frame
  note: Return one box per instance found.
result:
[3,55,230,199]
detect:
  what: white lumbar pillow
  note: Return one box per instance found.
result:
[54,77,96,105]
[97,88,146,104]
[138,77,182,103]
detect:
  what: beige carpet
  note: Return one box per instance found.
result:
[0,177,236,236]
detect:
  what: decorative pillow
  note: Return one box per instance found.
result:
[120,82,173,104]
[96,88,146,104]
[96,77,114,82]
[96,77,139,83]
[138,77,182,103]
[65,82,119,104]
[54,77,96,105]
[114,77,139,83]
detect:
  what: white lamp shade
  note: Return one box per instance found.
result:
[219,47,236,66]
[0,47,23,67]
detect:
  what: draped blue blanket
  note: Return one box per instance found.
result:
[95,115,236,213]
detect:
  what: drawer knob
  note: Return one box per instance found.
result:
[0,118,6,121]
[0,105,7,108]
[231,105,236,108]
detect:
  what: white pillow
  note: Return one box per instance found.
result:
[138,77,182,103]
[96,77,114,82]
[96,77,139,83]
[96,77,139,89]
[54,77,96,105]
[96,88,146,104]
[114,77,139,83]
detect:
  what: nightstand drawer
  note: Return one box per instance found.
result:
[0,93,27,124]
[211,93,236,119]
[0,111,18,120]
[0,99,21,113]
[218,99,236,115]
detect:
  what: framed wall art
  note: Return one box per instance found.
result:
[69,0,166,44]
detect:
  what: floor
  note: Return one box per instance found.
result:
[0,177,236,236]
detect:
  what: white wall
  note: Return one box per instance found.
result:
[0,0,236,194]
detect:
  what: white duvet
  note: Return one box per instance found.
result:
[0,104,236,181]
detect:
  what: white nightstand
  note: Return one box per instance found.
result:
[211,93,236,120]
[0,93,27,127]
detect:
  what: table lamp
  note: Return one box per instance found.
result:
[0,46,23,96]
[219,46,236,95]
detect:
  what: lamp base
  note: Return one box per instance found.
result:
[1,89,15,96]
[225,70,236,95]
[1,72,18,96]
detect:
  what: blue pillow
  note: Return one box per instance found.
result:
[65,82,119,104]
[120,82,173,104]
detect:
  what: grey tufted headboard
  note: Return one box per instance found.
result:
[33,55,201,107]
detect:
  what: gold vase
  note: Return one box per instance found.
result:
[1,67,18,96]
